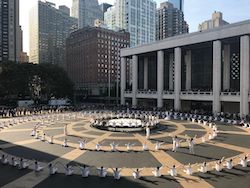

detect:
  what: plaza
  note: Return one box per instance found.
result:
[0,109,250,188]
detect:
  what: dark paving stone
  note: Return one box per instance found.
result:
[102,139,141,146]
[194,165,250,188]
[216,124,247,132]
[0,163,32,187]
[182,124,205,130]
[74,151,161,168]
[84,131,105,136]
[0,131,33,142]
[0,140,9,145]
[4,141,74,163]
[180,130,206,138]
[44,129,63,136]
[215,133,250,149]
[166,143,242,165]
[35,174,182,188]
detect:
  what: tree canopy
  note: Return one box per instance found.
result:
[0,62,73,105]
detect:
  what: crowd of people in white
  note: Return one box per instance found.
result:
[0,109,250,180]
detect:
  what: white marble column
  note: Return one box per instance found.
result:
[132,55,138,107]
[213,40,222,114]
[169,53,174,90]
[223,44,231,91]
[185,50,192,91]
[144,57,148,90]
[120,57,126,105]
[240,35,250,117]
[174,47,181,111]
[157,51,164,108]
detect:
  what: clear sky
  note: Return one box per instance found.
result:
[20,0,250,55]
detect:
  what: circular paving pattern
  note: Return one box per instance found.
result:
[0,111,250,188]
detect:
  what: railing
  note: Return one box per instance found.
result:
[220,92,240,96]
[180,91,213,95]
[137,90,157,95]
[124,90,132,94]
[163,90,174,95]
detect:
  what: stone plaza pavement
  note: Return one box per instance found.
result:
[0,114,250,188]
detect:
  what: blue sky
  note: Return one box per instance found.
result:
[20,0,250,54]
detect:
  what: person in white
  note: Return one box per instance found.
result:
[224,159,233,170]
[65,164,74,176]
[30,125,37,136]
[198,162,208,173]
[152,166,163,177]
[79,165,90,177]
[132,168,142,179]
[110,142,119,152]
[208,133,213,140]
[146,126,150,140]
[187,138,195,154]
[34,160,43,172]
[62,138,69,147]
[142,142,149,151]
[95,142,102,151]
[79,140,87,150]
[125,143,135,152]
[214,158,224,172]
[0,154,8,164]
[112,168,122,180]
[48,163,57,175]
[183,163,194,175]
[18,158,29,169]
[155,142,164,151]
[97,166,107,177]
[239,155,249,168]
[49,136,54,144]
[9,157,18,166]
[168,165,178,177]
[41,133,46,141]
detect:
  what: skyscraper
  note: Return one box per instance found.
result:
[168,0,184,12]
[72,0,102,28]
[198,11,229,31]
[0,0,21,63]
[156,2,188,40]
[104,0,156,47]
[29,1,77,66]
[100,3,112,20]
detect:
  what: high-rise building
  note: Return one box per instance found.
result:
[104,0,156,47]
[72,0,102,28]
[156,2,188,40]
[168,0,184,12]
[0,0,21,63]
[100,3,112,20]
[198,11,229,31]
[29,1,77,66]
[66,27,129,100]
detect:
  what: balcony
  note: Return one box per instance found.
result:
[180,90,213,101]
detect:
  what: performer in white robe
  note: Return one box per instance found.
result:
[62,138,68,147]
[65,164,74,176]
[0,154,8,164]
[142,143,149,151]
[198,162,208,173]
[48,136,54,144]
[146,126,150,140]
[79,165,90,177]
[239,155,249,168]
[187,138,195,154]
[224,159,233,169]
[110,142,119,152]
[152,166,163,177]
[48,163,57,175]
[34,160,43,172]
[9,157,18,166]
[112,168,122,180]
[79,140,87,150]
[168,165,178,177]
[132,169,142,179]
[155,142,164,151]
[183,163,194,175]
[18,158,29,169]
[97,166,107,177]
[125,143,135,152]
